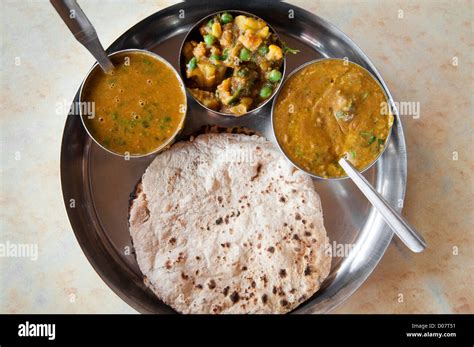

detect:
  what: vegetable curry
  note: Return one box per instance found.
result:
[182,12,294,115]
[82,51,186,156]
[273,59,393,178]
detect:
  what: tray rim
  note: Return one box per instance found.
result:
[60,1,407,314]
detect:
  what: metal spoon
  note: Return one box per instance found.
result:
[50,0,114,73]
[338,157,426,253]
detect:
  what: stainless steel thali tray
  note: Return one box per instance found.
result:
[60,0,407,313]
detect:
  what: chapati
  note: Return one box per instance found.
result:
[129,133,331,313]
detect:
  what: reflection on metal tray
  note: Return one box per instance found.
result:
[60,0,407,313]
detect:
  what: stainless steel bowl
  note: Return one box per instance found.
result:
[79,48,187,158]
[178,10,286,117]
[271,57,395,180]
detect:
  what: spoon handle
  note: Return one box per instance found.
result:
[338,157,426,253]
[50,0,114,73]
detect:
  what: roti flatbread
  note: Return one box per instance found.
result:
[129,133,331,313]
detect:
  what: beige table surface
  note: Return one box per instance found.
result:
[0,0,472,313]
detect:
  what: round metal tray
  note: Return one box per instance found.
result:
[61,0,407,313]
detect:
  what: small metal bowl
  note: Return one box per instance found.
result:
[178,10,286,117]
[79,49,187,158]
[271,58,395,180]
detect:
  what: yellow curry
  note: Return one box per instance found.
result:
[273,59,393,178]
[82,51,186,155]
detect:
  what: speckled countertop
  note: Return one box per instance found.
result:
[0,0,472,313]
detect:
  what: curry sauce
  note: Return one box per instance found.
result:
[273,59,393,178]
[82,51,186,155]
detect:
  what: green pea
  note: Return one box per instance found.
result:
[203,34,215,46]
[187,57,197,70]
[239,48,251,62]
[220,12,233,24]
[259,85,273,98]
[210,54,221,61]
[258,45,269,56]
[269,69,282,82]
[222,49,229,60]
[237,68,249,77]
